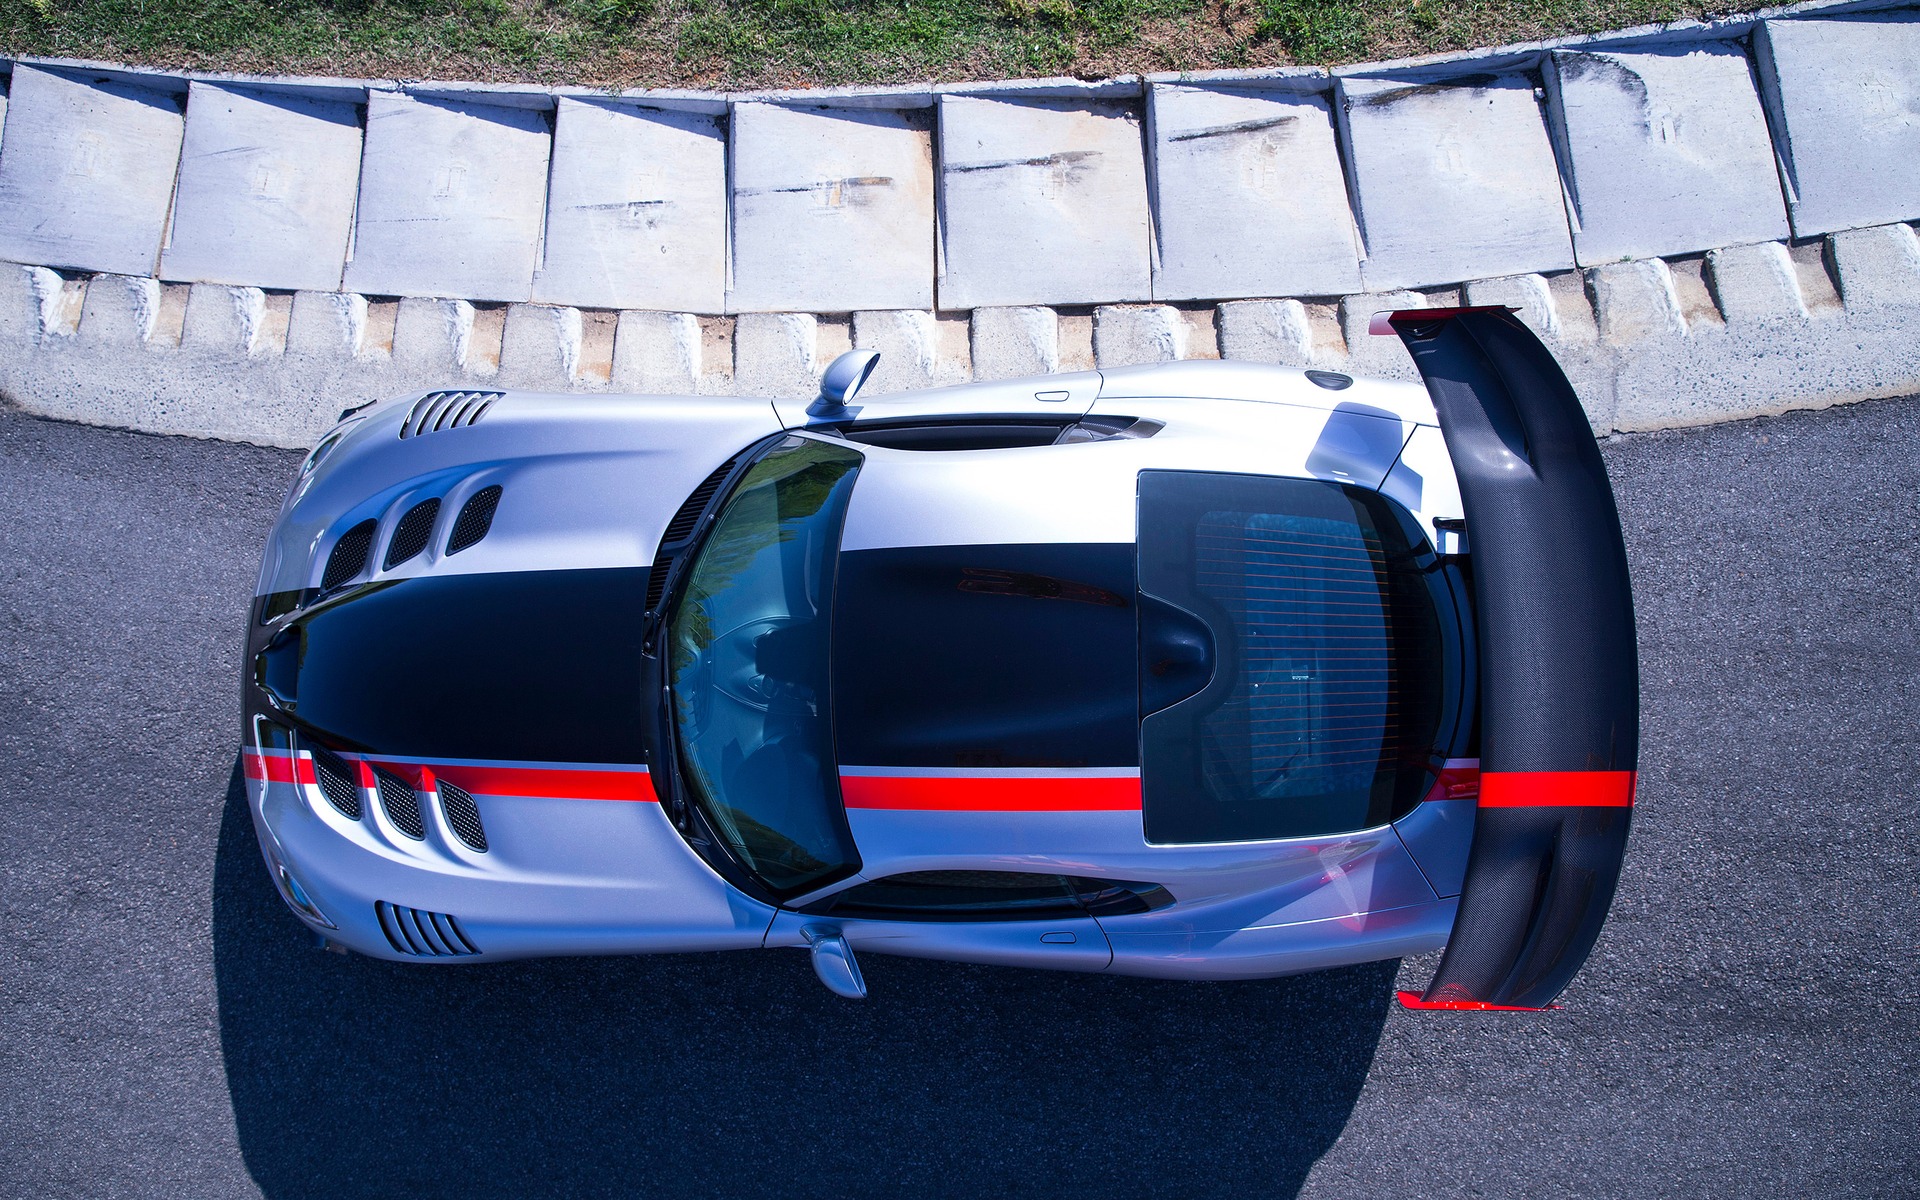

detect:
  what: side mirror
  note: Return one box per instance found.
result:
[813,349,881,415]
[803,925,867,999]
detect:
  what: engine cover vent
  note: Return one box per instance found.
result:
[399,391,503,439]
[439,780,489,852]
[375,901,479,957]
[447,486,503,556]
[374,767,426,840]
[320,519,378,592]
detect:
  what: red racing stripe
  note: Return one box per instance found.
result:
[425,763,656,802]
[242,749,317,785]
[841,775,1142,812]
[1478,770,1636,808]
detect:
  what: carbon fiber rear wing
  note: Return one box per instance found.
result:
[1377,308,1638,1011]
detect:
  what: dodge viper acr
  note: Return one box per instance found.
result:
[241,309,1638,1009]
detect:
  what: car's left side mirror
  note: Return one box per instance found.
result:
[803,925,867,999]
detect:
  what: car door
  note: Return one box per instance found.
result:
[764,870,1113,972]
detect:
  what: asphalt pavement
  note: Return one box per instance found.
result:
[1,396,1915,1198]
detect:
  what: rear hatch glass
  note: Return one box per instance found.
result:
[1138,471,1450,843]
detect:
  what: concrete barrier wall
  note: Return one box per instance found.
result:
[0,0,1916,447]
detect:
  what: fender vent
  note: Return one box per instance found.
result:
[308,744,361,819]
[439,780,489,852]
[374,767,426,840]
[447,486,503,555]
[399,391,502,438]
[384,497,441,569]
[375,901,479,957]
[320,519,378,591]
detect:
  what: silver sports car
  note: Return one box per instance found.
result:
[242,308,1638,1010]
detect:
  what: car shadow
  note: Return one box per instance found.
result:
[214,765,1395,1199]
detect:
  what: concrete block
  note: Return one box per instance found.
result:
[1094,305,1185,367]
[938,95,1152,309]
[1549,46,1789,265]
[1462,273,1560,340]
[969,306,1059,380]
[500,304,582,385]
[26,267,85,338]
[1338,290,1427,380]
[1218,299,1315,367]
[1828,224,1920,311]
[77,274,162,346]
[1706,241,1804,323]
[1340,73,1574,290]
[287,291,366,355]
[0,66,184,275]
[729,104,933,313]
[343,92,551,303]
[1590,259,1687,345]
[534,98,726,313]
[160,81,362,293]
[181,283,269,353]
[732,312,818,397]
[1149,84,1362,300]
[851,309,939,394]
[392,297,473,372]
[0,264,43,341]
[1757,14,1920,237]
[612,311,702,393]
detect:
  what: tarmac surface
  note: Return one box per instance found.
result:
[0,396,1915,1198]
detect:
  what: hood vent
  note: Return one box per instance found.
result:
[647,455,742,613]
[384,497,441,569]
[375,901,479,957]
[308,744,362,820]
[447,486,503,556]
[320,519,378,592]
[663,456,741,544]
[373,766,426,840]
[399,391,502,439]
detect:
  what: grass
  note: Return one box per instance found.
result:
[0,0,1740,89]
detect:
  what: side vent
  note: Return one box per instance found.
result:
[375,901,480,957]
[320,519,378,592]
[374,767,426,840]
[439,780,489,852]
[308,744,362,820]
[647,455,741,613]
[446,486,503,555]
[384,497,441,569]
[399,391,503,438]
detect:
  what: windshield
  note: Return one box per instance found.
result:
[667,436,864,898]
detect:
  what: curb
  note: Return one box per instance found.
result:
[0,0,1915,445]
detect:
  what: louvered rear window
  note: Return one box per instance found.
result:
[1138,471,1450,843]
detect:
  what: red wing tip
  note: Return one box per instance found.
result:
[1367,306,1517,336]
[1395,990,1556,1012]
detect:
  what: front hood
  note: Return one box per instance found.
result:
[252,567,649,762]
[830,542,1139,769]
[258,390,782,597]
